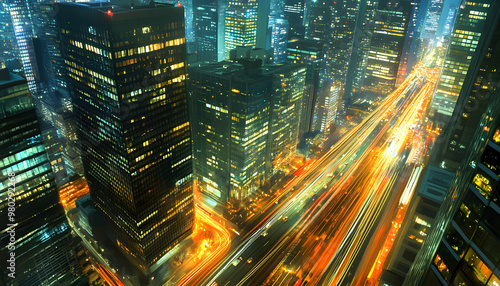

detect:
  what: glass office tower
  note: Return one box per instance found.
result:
[430,0,493,128]
[0,67,80,285]
[224,0,259,58]
[404,3,500,284]
[55,2,194,273]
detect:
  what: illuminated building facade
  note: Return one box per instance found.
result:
[404,7,500,284]
[407,117,500,286]
[0,6,22,74]
[328,0,359,85]
[441,5,458,38]
[287,38,325,133]
[396,0,427,86]
[56,2,194,273]
[0,67,80,285]
[190,60,305,204]
[306,0,332,41]
[7,0,38,93]
[420,0,444,41]
[284,0,306,37]
[432,4,500,172]
[363,0,411,96]
[430,0,492,127]
[271,18,289,64]
[321,84,341,136]
[383,165,454,284]
[224,0,258,59]
[59,176,89,210]
[193,0,222,62]
[190,60,271,204]
[267,64,306,170]
[344,0,379,103]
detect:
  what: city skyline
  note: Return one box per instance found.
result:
[1,0,500,285]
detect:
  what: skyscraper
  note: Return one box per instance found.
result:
[271,17,289,64]
[343,0,379,103]
[189,59,305,205]
[431,1,500,172]
[189,60,270,204]
[8,0,39,95]
[224,0,259,58]
[441,5,458,38]
[404,3,500,283]
[0,67,80,286]
[429,0,493,128]
[193,0,222,62]
[306,0,332,41]
[405,101,500,286]
[396,0,427,86]
[56,2,194,274]
[267,63,306,170]
[284,0,306,37]
[287,38,325,133]
[362,0,412,96]
[0,5,22,74]
[421,0,444,36]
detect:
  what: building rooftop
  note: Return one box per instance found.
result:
[190,60,304,82]
[57,0,178,15]
[417,165,455,204]
[0,67,26,89]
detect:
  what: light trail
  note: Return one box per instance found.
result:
[201,63,438,286]
[175,208,231,286]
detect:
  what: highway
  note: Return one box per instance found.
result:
[197,62,439,286]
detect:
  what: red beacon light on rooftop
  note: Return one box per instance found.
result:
[177,0,181,7]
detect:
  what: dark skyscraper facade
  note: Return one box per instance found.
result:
[0,67,80,286]
[284,0,306,37]
[404,3,500,284]
[193,0,220,62]
[287,38,324,133]
[306,0,332,41]
[189,60,271,204]
[56,2,194,273]
[430,0,493,128]
[189,60,305,204]
[396,0,427,86]
[363,0,411,96]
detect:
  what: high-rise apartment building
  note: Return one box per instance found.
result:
[56,2,194,273]
[0,67,80,285]
[429,0,493,128]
